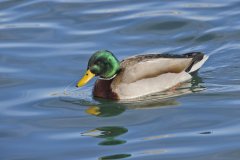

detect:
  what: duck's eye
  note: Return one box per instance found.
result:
[96,61,101,65]
[90,65,101,75]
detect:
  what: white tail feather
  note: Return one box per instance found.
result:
[189,55,209,73]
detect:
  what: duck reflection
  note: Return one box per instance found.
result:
[81,126,128,146]
[85,98,180,118]
[191,73,205,92]
[85,104,126,117]
[80,74,204,160]
[82,126,130,159]
[99,154,131,160]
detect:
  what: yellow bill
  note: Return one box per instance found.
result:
[76,69,95,87]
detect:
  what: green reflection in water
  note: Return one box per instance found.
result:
[99,139,125,146]
[82,126,130,159]
[85,104,126,117]
[190,73,205,92]
[82,126,128,146]
[99,154,131,160]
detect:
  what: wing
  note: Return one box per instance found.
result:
[119,52,207,83]
[119,56,191,83]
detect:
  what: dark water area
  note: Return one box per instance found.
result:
[1,0,240,159]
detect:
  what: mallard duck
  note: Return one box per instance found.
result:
[76,50,208,100]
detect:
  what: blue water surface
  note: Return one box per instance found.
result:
[1,0,240,160]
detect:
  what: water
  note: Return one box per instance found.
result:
[1,0,240,159]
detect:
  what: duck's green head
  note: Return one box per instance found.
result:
[76,50,120,87]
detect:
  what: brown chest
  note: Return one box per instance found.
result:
[93,79,119,100]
